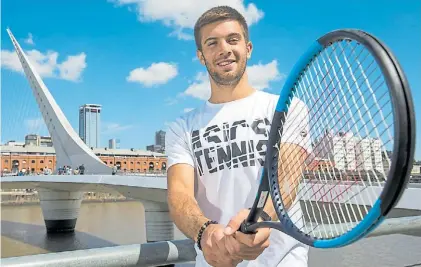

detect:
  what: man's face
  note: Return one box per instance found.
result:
[197,20,252,87]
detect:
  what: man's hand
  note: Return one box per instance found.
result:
[200,223,244,267]
[224,209,271,261]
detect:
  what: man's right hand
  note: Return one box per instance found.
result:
[200,224,243,267]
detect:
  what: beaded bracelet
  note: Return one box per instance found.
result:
[196,220,218,251]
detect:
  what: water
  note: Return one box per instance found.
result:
[2,201,421,266]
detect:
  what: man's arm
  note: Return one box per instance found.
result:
[167,163,209,242]
[263,143,308,220]
[167,163,244,267]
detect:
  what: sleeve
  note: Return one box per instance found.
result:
[280,97,313,154]
[165,118,195,169]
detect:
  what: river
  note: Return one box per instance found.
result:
[2,201,421,266]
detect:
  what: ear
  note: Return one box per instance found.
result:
[246,41,253,59]
[196,50,206,66]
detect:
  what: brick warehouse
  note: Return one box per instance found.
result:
[1,145,167,175]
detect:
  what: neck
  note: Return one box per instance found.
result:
[208,72,256,104]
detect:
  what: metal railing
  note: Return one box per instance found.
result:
[2,215,421,267]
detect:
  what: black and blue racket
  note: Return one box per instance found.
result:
[239,29,416,248]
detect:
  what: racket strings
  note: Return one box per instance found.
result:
[283,44,374,233]
[290,65,392,236]
[272,40,394,238]
[286,104,394,238]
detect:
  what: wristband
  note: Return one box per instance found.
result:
[196,220,218,251]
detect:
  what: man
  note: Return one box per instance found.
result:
[166,6,310,267]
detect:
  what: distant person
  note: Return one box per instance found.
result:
[79,164,85,175]
[112,165,117,175]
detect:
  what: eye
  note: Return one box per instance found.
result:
[207,41,216,46]
[228,38,239,44]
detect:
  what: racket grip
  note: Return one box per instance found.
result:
[239,220,257,234]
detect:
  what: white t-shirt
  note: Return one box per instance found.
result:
[165,90,311,267]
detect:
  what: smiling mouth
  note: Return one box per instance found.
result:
[217,60,235,67]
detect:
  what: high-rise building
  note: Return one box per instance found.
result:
[79,104,101,148]
[108,138,120,149]
[155,130,166,147]
[146,130,166,153]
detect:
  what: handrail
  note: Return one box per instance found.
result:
[2,216,421,267]
[1,239,197,267]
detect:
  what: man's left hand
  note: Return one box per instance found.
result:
[223,209,271,261]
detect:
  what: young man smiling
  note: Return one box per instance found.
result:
[166,5,310,267]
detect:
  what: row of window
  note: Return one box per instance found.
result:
[3,159,54,164]
[102,161,165,166]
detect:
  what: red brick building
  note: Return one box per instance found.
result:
[1,145,167,175]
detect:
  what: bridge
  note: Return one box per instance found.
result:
[2,27,421,267]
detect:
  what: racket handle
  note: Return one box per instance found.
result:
[239,220,257,234]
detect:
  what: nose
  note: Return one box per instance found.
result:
[218,40,232,57]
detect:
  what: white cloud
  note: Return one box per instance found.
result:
[183,108,194,113]
[169,28,194,41]
[184,60,283,100]
[25,117,48,135]
[184,72,211,100]
[102,122,134,134]
[127,62,178,87]
[247,60,284,90]
[58,53,87,81]
[1,49,87,82]
[164,97,178,106]
[110,0,264,40]
[24,33,35,45]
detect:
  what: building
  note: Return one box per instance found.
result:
[108,138,120,149]
[313,130,385,172]
[1,144,167,175]
[79,104,101,148]
[155,130,166,147]
[412,163,421,174]
[147,130,166,153]
[25,134,53,147]
[146,144,165,154]
[4,140,25,147]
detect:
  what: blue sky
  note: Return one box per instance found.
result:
[1,0,420,160]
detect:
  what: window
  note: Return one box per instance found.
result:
[40,160,44,164]
[32,160,35,163]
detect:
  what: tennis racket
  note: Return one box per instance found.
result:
[239,29,416,248]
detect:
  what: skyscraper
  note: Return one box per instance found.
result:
[155,130,166,147]
[79,104,101,148]
[108,138,120,149]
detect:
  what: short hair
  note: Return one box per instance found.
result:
[194,6,249,51]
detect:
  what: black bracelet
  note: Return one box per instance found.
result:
[197,220,218,251]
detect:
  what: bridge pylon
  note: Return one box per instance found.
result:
[6,28,111,233]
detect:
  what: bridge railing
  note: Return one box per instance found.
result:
[2,215,421,267]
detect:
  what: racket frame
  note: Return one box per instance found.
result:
[240,29,416,248]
